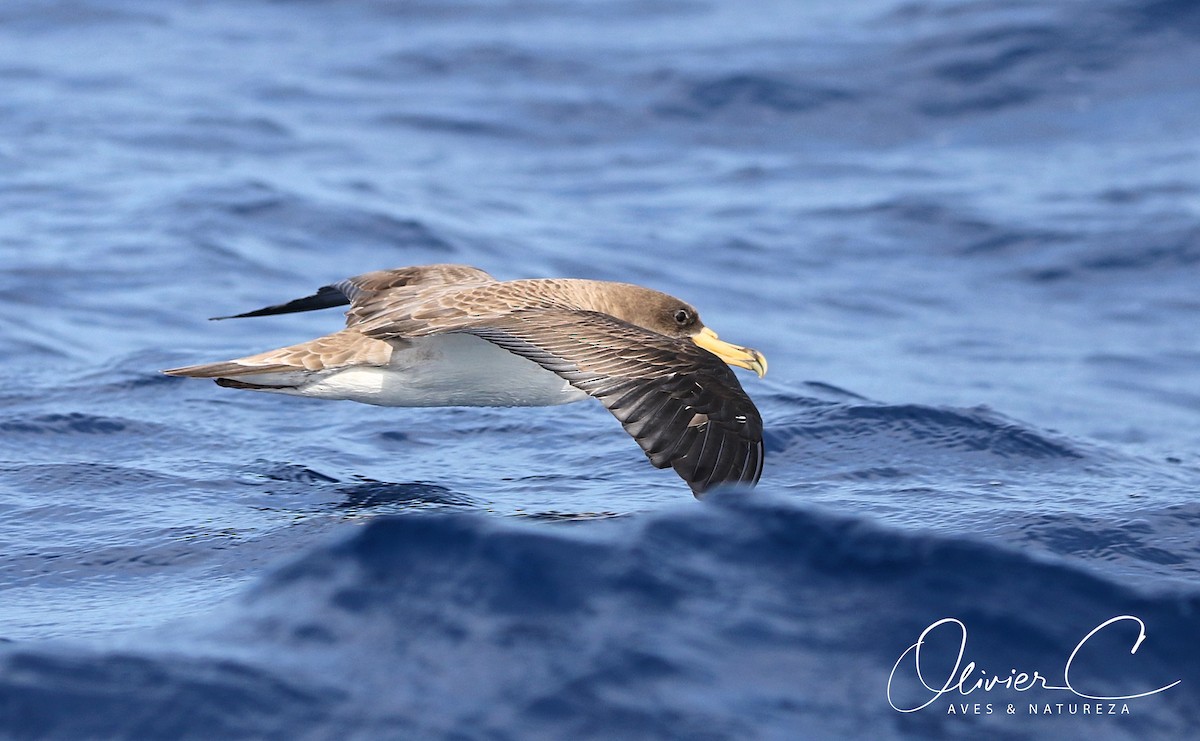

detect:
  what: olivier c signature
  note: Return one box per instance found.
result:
[887,615,1181,713]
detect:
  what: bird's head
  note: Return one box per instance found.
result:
[599,284,768,378]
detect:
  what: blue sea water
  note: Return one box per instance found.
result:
[1,0,1199,738]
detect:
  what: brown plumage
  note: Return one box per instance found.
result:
[164,264,767,495]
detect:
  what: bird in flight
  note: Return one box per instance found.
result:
[164,264,767,495]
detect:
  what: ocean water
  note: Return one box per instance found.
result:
[1,0,1198,738]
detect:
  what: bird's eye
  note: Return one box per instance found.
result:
[673,309,691,325]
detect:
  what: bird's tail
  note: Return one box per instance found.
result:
[162,330,394,380]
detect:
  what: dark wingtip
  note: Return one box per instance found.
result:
[215,377,296,390]
[680,435,763,498]
[208,308,281,321]
[208,284,350,321]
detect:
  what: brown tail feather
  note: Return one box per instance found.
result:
[162,361,296,378]
[162,329,395,379]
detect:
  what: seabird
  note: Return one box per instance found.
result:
[163,264,767,495]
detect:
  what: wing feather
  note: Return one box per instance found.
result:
[463,311,764,495]
[210,264,496,325]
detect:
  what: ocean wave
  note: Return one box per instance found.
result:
[1,493,1196,739]
[1017,225,1200,283]
[148,180,458,258]
[766,398,1083,463]
[655,73,854,119]
[114,115,297,156]
[0,412,138,436]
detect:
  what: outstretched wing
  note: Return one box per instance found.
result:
[461,311,764,495]
[212,264,496,326]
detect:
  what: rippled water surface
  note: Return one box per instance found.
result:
[2,0,1199,738]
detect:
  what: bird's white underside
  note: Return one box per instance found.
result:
[235,333,589,407]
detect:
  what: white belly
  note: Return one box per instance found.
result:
[290,333,588,408]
